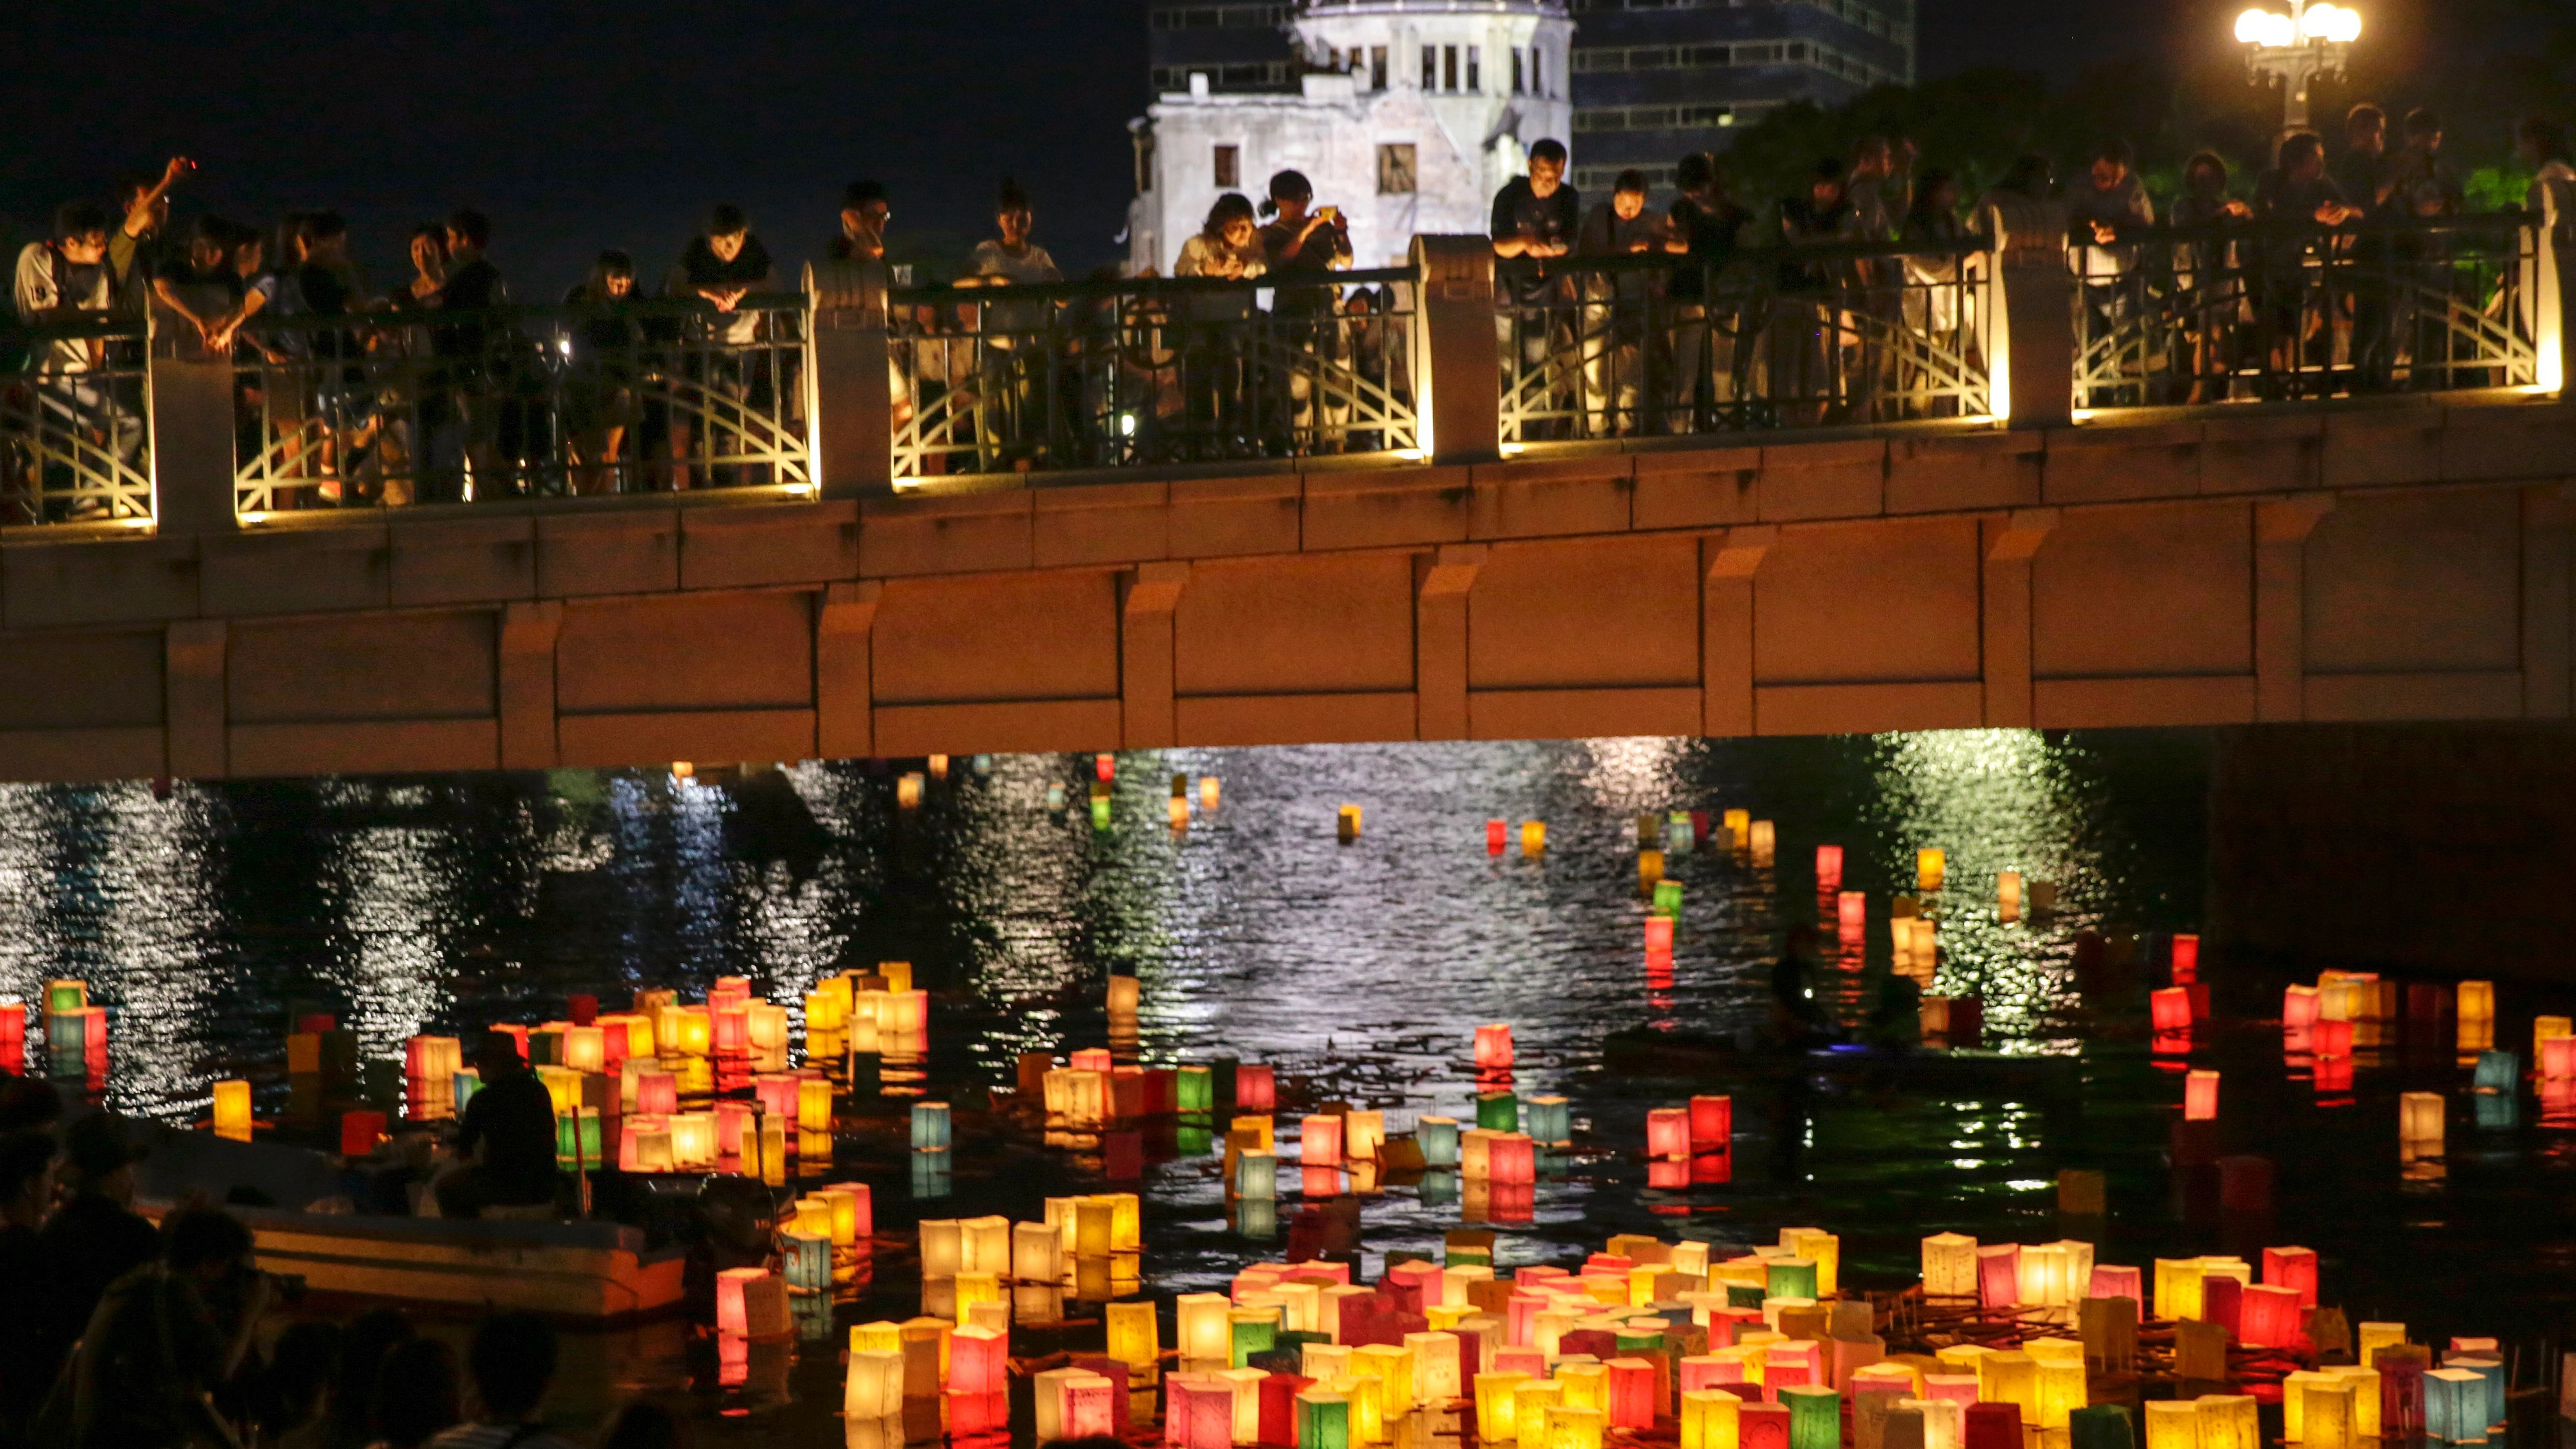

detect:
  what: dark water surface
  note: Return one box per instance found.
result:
[2,730,2569,1439]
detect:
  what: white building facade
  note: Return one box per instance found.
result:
[1129,0,1574,275]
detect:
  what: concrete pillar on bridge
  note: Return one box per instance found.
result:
[1984,198,2073,431]
[2254,495,2336,722]
[1980,509,2059,728]
[817,582,883,759]
[806,260,896,498]
[165,621,226,778]
[1416,545,1487,739]
[1701,527,1774,738]
[499,602,563,770]
[146,350,240,535]
[1411,237,1500,466]
[1121,564,1189,749]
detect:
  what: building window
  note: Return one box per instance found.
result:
[1443,44,1458,91]
[1512,48,1524,93]
[1370,46,1387,89]
[1466,46,1480,91]
[1378,143,1418,195]
[1531,46,1544,96]
[1213,145,1239,188]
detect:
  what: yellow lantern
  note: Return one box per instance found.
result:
[2299,1379,2355,1448]
[1722,809,1751,848]
[1522,821,1547,855]
[2196,1395,2258,1449]
[2399,1092,2445,1153]
[1784,1228,1839,1296]
[1479,1372,1535,1441]
[1106,1300,1157,1366]
[798,1076,832,1132]
[1748,821,1775,866]
[2142,1400,2198,1449]
[1977,1351,2036,1422]
[2033,1360,2085,1428]
[959,1215,1010,1275]
[1921,1233,1977,1297]
[212,1080,252,1140]
[1542,1405,1607,1449]
[2355,1323,2406,1363]
[2458,981,2495,1022]
[1177,1292,1232,1363]
[1515,1381,1568,1447]
[2323,1367,2380,1438]
[1916,849,1945,891]
[1355,1342,1417,1413]
[2152,1259,2204,1321]
[1556,1360,1609,1413]
[1683,1389,1743,1449]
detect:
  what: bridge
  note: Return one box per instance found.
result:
[3,215,2570,783]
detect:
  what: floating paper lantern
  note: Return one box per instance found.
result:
[2399,1092,2445,1153]
[212,1080,253,1140]
[1996,873,2022,923]
[1815,845,1844,890]
[912,1101,951,1150]
[844,1347,905,1417]
[1177,1291,1232,1361]
[1236,1151,1277,1200]
[713,1266,766,1335]
[780,1230,831,1292]
[1741,1401,1793,1449]
[1748,821,1776,866]
[1488,1133,1536,1183]
[1648,1108,1691,1160]
[1478,1371,1536,1441]
[1524,1096,1570,1146]
[1544,1404,1607,1449]
[1916,850,1945,892]
[1474,1024,1516,1073]
[1639,850,1665,891]
[1345,1110,1385,1161]
[1337,805,1362,843]
[1516,820,1547,858]
[958,1215,1009,1274]
[1234,1064,1276,1111]
[1922,1234,1977,1297]
[2457,981,2494,1023]
[2184,1071,2219,1121]
[1684,1390,1743,1449]
[1038,1368,1116,1442]
[1976,1246,2020,1308]
[1837,893,1866,937]
[1299,1389,1352,1449]
[1645,917,1677,956]
[2150,989,2194,1033]
[1301,1114,1343,1166]
[1419,1116,1461,1167]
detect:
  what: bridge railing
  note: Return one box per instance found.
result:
[887,268,1420,478]
[1496,239,1996,441]
[1,314,155,527]
[2070,214,2547,410]
[225,296,813,513]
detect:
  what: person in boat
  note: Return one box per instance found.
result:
[1768,924,1836,1049]
[436,1035,560,1219]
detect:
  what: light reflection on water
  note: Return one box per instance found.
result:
[42,728,2565,1431]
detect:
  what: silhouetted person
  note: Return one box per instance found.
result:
[35,1115,162,1400]
[369,1338,463,1449]
[71,1206,268,1449]
[426,1313,578,1449]
[0,1131,63,1435]
[437,1036,558,1219]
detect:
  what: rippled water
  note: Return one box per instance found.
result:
[2,730,2567,1439]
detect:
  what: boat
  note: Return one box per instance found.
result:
[128,1115,686,1323]
[1601,1028,2084,1098]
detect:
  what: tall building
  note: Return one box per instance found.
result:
[1565,0,1916,198]
[1148,1,1300,95]
[1131,1,1573,275]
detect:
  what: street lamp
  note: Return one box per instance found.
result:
[2234,0,2362,137]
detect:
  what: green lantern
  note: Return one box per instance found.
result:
[1767,1257,1819,1299]
[1298,1390,1351,1449]
[1231,1310,1279,1367]
[1783,1386,1840,1449]
[1653,880,1684,915]
[1090,797,1112,831]
[2070,1405,2135,1449]
[1177,1064,1214,1111]
[1477,1092,1518,1131]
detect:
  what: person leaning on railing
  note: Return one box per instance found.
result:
[958,178,1065,470]
[1772,157,1860,426]
[665,205,775,490]
[1572,170,1681,438]
[1257,170,1353,453]
[1665,152,1756,431]
[2249,133,2365,391]
[1490,141,1579,437]
[10,201,146,520]
[2170,152,2256,404]
[1174,192,1268,457]
[562,251,644,495]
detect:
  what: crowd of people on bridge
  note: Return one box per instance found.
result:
[11,107,2576,506]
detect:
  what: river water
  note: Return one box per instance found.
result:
[0,730,2566,1440]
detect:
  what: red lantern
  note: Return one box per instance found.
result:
[1690,1094,1732,1146]
[1168,1378,1233,1449]
[1487,820,1507,856]
[1836,892,1867,939]
[709,976,751,1012]
[2150,988,2195,1032]
[1259,1373,1313,1446]
[2170,934,2200,984]
[2544,1037,2576,1079]
[1302,1115,1343,1166]
[2201,1274,2243,1332]
[1647,1108,1691,1160]
[569,994,598,1026]
[637,1070,679,1117]
[1646,918,1676,955]
[714,1006,748,1053]
[2284,985,2321,1027]
[2262,1246,2318,1306]
[1815,846,1844,892]
[1235,1064,1276,1111]
[1648,1159,1690,1189]
[1488,1134,1536,1184]
[1095,753,1116,783]
[1977,1246,2020,1307]
[950,1326,1007,1394]
[1070,1047,1113,1073]
[2241,1285,2304,1348]
[341,1110,386,1157]
[2313,1019,2354,1058]
[1742,1402,1792,1449]
[1964,1402,2021,1449]
[2314,1055,2354,1093]
[1607,1358,1658,1428]
[1475,1024,1515,1072]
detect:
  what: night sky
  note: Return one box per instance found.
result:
[0,0,2439,294]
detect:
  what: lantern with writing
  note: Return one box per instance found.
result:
[1922,1233,1977,1297]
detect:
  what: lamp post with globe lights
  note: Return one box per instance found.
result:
[2234,0,2362,139]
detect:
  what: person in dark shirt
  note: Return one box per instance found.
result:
[2333,104,2395,215]
[71,1206,268,1449]
[108,158,191,320]
[2251,132,2362,385]
[669,204,775,489]
[34,1114,163,1405]
[0,1131,62,1435]
[1768,924,1832,1049]
[420,208,506,503]
[1665,152,1755,430]
[1490,138,1580,261]
[437,1035,559,1218]
[563,251,643,494]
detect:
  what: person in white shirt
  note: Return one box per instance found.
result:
[12,202,145,514]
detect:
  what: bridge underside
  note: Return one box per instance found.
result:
[2,397,2570,783]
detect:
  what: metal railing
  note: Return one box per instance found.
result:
[889,268,1419,478]
[1497,239,1995,442]
[229,296,813,513]
[1,316,154,527]
[2071,214,2545,409]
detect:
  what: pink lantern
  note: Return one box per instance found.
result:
[1977,1245,2020,1307]
[1168,1377,1235,1449]
[1690,1094,1732,1146]
[2240,1285,2304,1348]
[950,1326,1007,1394]
[1647,1108,1692,1160]
[714,1005,748,1053]
[636,1070,678,1116]
[1683,1355,1749,1392]
[2261,1246,2318,1307]
[714,1266,763,1335]
[2284,985,2321,1027]
[709,976,751,1012]
[754,1074,799,1118]
[1816,845,1844,891]
[1475,1024,1515,1072]
[2184,1071,2220,1121]
[1235,1064,1276,1110]
[1302,1115,1344,1166]
[1646,918,1676,955]
[2088,1264,2142,1301]
[2170,934,2200,984]
[1062,1375,1117,1439]
[714,1101,755,1157]
[2150,988,2194,1032]
[1836,892,1866,938]
[2543,1037,2576,1079]
[1607,1359,1658,1428]
[1923,1375,1981,1408]
[1497,1345,1548,1377]
[1070,1047,1113,1073]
